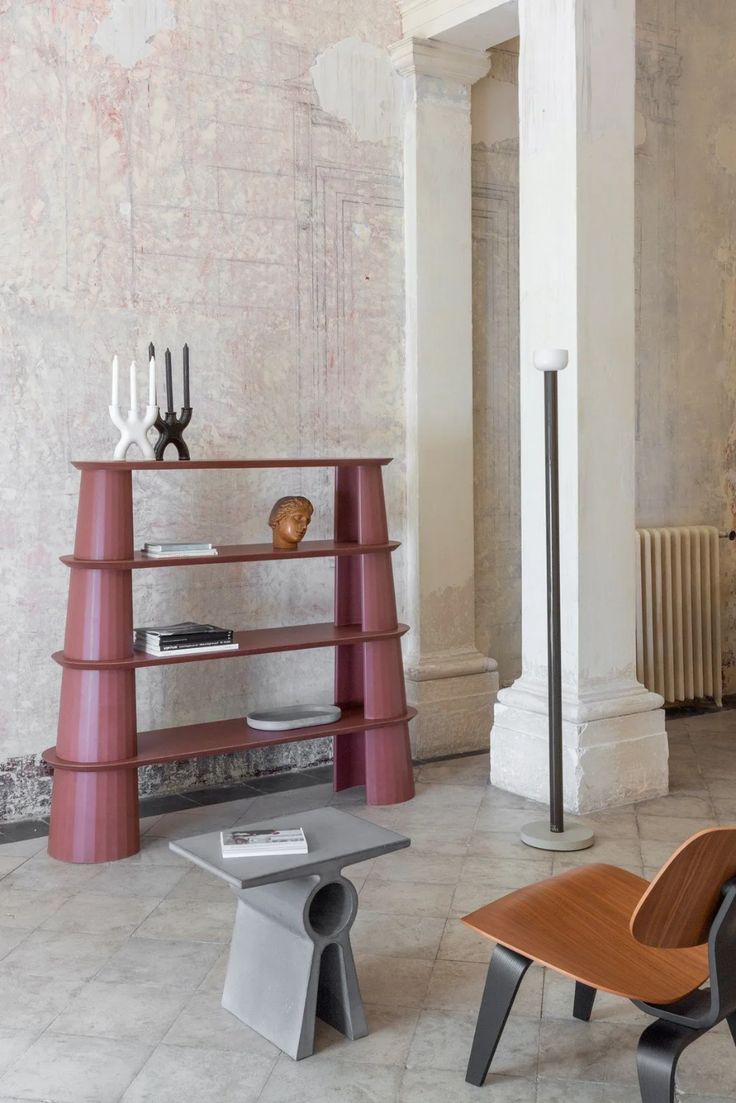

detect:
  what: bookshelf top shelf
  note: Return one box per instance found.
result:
[61,539,400,570]
[72,458,392,471]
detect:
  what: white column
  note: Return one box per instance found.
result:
[491,0,669,812]
[391,38,499,760]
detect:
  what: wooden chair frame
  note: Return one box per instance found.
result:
[464,853,736,1102]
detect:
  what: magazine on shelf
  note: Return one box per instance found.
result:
[134,641,239,657]
[143,547,219,558]
[135,622,233,641]
[143,541,215,553]
[220,827,308,858]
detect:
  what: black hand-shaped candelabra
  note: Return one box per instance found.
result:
[150,342,192,460]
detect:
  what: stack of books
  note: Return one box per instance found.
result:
[133,622,237,657]
[142,541,218,558]
[220,827,308,858]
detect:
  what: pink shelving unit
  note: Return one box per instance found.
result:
[44,459,416,863]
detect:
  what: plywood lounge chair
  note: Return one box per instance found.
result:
[462,827,736,1101]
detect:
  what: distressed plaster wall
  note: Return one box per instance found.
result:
[473,3,736,697]
[0,0,405,819]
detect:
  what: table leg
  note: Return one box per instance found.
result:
[221,872,367,1060]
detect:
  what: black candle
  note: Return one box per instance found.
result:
[165,348,174,414]
[183,343,190,408]
[148,341,155,361]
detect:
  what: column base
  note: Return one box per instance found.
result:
[490,681,669,813]
[406,652,499,760]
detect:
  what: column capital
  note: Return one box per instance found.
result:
[390,36,491,85]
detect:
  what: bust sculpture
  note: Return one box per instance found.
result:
[269,495,314,550]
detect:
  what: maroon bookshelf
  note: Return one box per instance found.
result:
[44,459,416,863]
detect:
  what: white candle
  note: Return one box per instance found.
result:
[148,356,156,405]
[111,355,119,405]
[129,360,137,411]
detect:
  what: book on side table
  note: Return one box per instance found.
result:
[133,621,237,656]
[220,827,308,858]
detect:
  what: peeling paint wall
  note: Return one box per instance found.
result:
[473,4,736,697]
[0,0,404,818]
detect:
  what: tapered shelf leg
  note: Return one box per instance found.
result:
[49,469,139,863]
[334,467,366,791]
[358,466,414,806]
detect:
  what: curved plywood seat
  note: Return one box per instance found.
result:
[462,863,708,1005]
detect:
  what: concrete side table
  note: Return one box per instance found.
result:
[170,806,409,1060]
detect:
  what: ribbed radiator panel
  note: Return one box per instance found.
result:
[635,526,721,706]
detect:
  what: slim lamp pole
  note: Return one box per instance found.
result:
[520,349,594,853]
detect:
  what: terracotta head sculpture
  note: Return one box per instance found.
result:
[269,495,314,550]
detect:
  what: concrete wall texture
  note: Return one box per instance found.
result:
[472,1,736,694]
[0,0,405,818]
[2,0,735,818]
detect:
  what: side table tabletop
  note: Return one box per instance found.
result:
[170,806,410,1060]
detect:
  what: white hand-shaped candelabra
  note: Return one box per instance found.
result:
[109,356,159,460]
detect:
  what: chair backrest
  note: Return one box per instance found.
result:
[631,826,736,948]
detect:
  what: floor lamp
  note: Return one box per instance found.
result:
[520,349,594,853]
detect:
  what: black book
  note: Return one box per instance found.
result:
[134,631,233,646]
[135,622,233,642]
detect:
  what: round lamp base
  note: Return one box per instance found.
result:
[520,820,595,852]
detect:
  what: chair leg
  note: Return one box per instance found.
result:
[637,1019,705,1103]
[465,945,531,1087]
[573,982,596,1022]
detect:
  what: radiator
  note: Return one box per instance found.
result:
[635,526,722,706]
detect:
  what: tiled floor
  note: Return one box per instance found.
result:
[0,711,735,1101]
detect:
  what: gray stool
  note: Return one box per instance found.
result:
[170,807,409,1059]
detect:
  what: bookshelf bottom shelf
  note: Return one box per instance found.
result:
[42,706,417,771]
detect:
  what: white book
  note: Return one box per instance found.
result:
[142,548,218,558]
[220,827,308,858]
[134,642,239,657]
[144,541,214,551]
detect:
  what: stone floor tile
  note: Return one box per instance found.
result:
[0,1033,151,1103]
[676,1028,736,1096]
[132,897,235,942]
[415,756,490,787]
[636,814,717,843]
[407,1009,539,1078]
[473,805,547,834]
[3,852,101,894]
[399,1068,535,1101]
[364,850,464,886]
[2,929,126,981]
[258,1054,402,1102]
[162,989,279,1057]
[535,1080,638,1102]
[630,792,715,819]
[196,946,230,992]
[450,882,519,917]
[0,837,48,859]
[0,1030,39,1077]
[437,916,493,964]
[359,879,454,917]
[0,887,69,930]
[0,929,30,962]
[543,837,643,868]
[0,969,84,1030]
[145,804,251,841]
[541,969,649,1024]
[312,1004,419,1065]
[49,980,189,1043]
[460,856,553,888]
[84,862,187,899]
[120,1045,275,1103]
[351,911,446,960]
[537,1019,644,1084]
[40,892,160,935]
[96,937,222,990]
[467,831,554,863]
[423,959,491,1012]
[0,858,30,879]
[479,788,546,813]
[393,823,471,855]
[164,865,232,902]
[232,785,335,821]
[703,778,736,800]
[352,954,433,1008]
[123,836,191,866]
